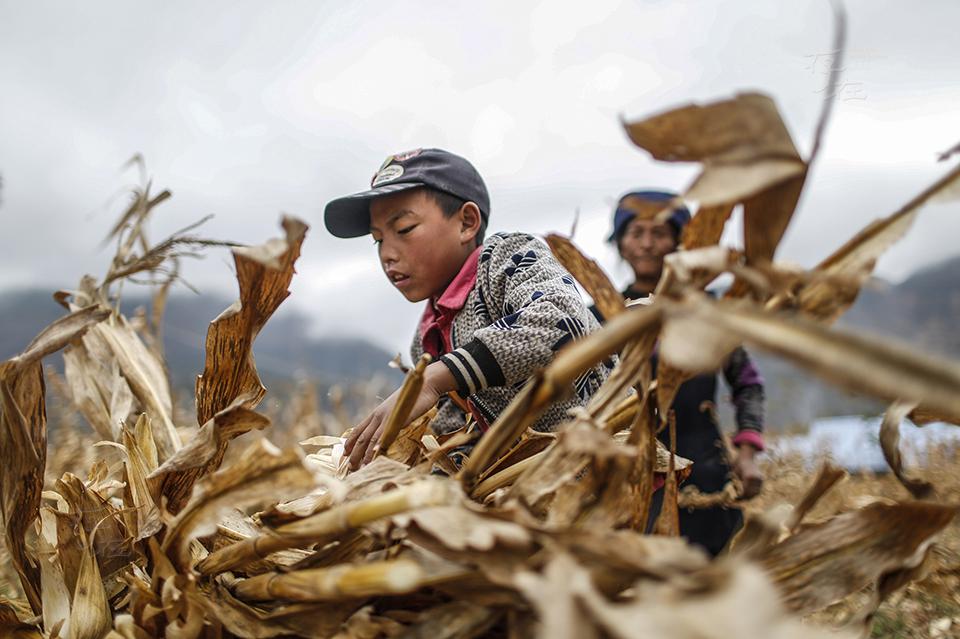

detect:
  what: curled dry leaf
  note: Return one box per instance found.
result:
[792,163,960,322]
[623,92,804,208]
[660,294,960,420]
[188,216,308,513]
[759,501,959,615]
[545,234,624,320]
[152,393,270,511]
[879,401,935,499]
[163,440,317,571]
[0,305,109,613]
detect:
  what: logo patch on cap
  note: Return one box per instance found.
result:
[391,148,422,162]
[372,164,404,186]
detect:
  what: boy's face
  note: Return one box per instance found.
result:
[618,216,677,280]
[369,188,476,302]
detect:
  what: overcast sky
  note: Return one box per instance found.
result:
[1,0,958,357]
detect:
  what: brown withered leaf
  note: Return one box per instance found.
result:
[152,393,270,513]
[394,501,532,555]
[332,606,406,639]
[652,416,679,537]
[461,304,662,490]
[54,473,134,579]
[514,554,601,639]
[69,527,113,639]
[879,402,935,499]
[38,509,72,639]
[785,462,847,535]
[794,163,960,322]
[195,216,308,425]
[908,405,960,426]
[378,354,431,459]
[729,172,807,298]
[623,92,805,208]
[120,421,163,540]
[392,600,499,639]
[680,203,735,251]
[163,440,317,571]
[198,480,454,576]
[660,295,960,420]
[198,579,361,639]
[546,234,624,320]
[90,312,181,461]
[384,407,436,466]
[0,305,109,613]
[574,559,845,639]
[759,501,959,615]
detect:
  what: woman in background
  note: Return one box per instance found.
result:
[594,190,765,556]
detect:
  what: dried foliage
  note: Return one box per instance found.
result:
[3,34,960,637]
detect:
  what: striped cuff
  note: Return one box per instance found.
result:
[440,338,505,396]
[732,429,765,452]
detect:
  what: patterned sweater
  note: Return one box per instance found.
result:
[412,232,611,435]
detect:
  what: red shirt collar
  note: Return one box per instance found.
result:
[418,246,482,353]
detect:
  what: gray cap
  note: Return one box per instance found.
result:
[324,148,490,238]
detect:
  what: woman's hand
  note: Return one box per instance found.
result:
[343,362,456,470]
[733,443,764,499]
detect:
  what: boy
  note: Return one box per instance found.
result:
[324,148,609,469]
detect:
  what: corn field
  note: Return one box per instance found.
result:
[3,45,960,639]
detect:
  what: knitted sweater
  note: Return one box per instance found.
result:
[411,232,611,435]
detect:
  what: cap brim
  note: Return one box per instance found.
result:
[323,182,424,238]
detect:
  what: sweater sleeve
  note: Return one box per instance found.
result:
[439,233,598,396]
[721,346,766,451]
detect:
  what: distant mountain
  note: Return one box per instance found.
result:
[0,288,403,396]
[2,253,959,430]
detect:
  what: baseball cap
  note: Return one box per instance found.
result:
[608,190,691,243]
[324,148,491,238]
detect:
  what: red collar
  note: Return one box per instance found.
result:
[419,246,482,356]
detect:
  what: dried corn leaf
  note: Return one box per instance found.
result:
[199,580,360,639]
[729,173,807,298]
[378,354,431,459]
[120,422,162,540]
[233,559,435,602]
[879,401,934,499]
[680,204,735,251]
[152,393,270,512]
[163,440,317,570]
[661,295,960,420]
[91,313,180,461]
[461,304,662,489]
[69,528,112,639]
[392,600,499,639]
[513,554,600,639]
[38,509,72,639]
[0,305,109,613]
[195,217,307,425]
[623,92,805,208]
[576,559,846,639]
[759,500,959,614]
[794,163,960,321]
[198,480,453,575]
[545,234,624,320]
[652,417,679,537]
[54,474,134,578]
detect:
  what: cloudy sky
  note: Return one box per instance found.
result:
[1,0,958,356]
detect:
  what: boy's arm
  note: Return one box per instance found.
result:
[438,234,600,398]
[344,361,456,470]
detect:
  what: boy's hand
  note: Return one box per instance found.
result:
[344,362,457,470]
[733,443,764,499]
